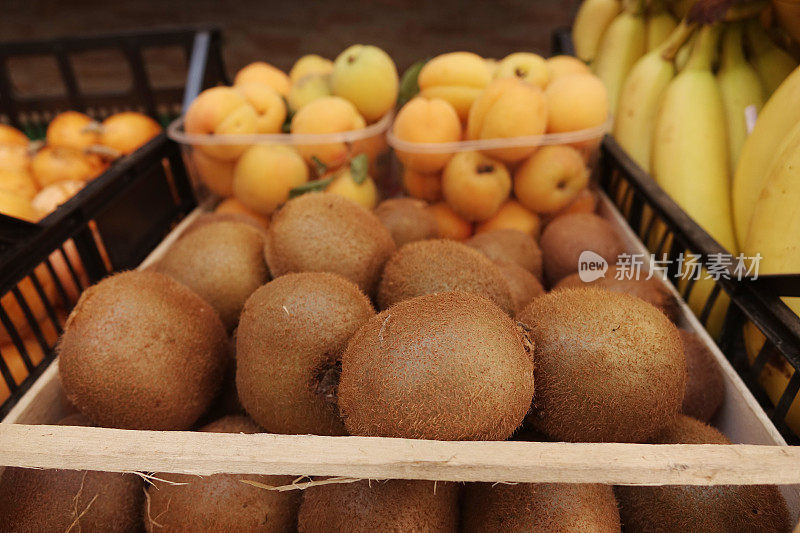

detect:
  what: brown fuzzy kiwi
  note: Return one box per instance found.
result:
[539,213,624,286]
[615,415,791,532]
[518,288,685,443]
[680,330,724,422]
[466,229,543,279]
[236,272,375,435]
[183,212,268,237]
[377,239,515,315]
[0,414,143,532]
[339,291,534,440]
[494,260,545,313]
[374,197,438,247]
[144,415,300,533]
[155,220,269,331]
[298,479,459,532]
[264,192,395,295]
[58,270,228,430]
[554,267,681,323]
[461,483,620,532]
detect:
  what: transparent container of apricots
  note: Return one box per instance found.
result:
[167,112,393,217]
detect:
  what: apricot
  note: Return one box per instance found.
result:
[514,145,589,214]
[552,187,598,219]
[99,112,161,154]
[0,124,29,146]
[184,86,258,160]
[290,96,366,168]
[0,168,38,200]
[466,78,548,162]
[331,44,398,122]
[545,74,609,133]
[402,167,442,202]
[325,167,379,210]
[235,82,287,134]
[546,55,591,81]
[214,197,270,228]
[0,144,31,172]
[418,52,491,122]
[31,180,85,218]
[494,52,549,88]
[233,61,291,96]
[442,151,511,222]
[31,146,104,188]
[427,201,472,240]
[287,74,332,112]
[476,200,542,239]
[392,97,461,173]
[290,54,334,83]
[46,111,100,150]
[191,149,236,197]
[233,144,309,215]
[0,188,37,221]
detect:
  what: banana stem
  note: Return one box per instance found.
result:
[684,24,722,70]
[660,21,699,61]
[720,22,746,69]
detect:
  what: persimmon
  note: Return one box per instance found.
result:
[0,124,29,146]
[31,146,105,188]
[0,168,38,200]
[46,111,100,150]
[0,144,31,173]
[99,112,161,155]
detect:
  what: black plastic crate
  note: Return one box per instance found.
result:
[0,26,227,418]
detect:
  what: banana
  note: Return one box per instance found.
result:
[646,4,679,50]
[717,22,765,173]
[732,63,800,247]
[745,19,798,96]
[573,0,623,62]
[652,25,735,337]
[673,32,695,70]
[592,0,647,115]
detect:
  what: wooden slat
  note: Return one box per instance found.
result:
[0,424,799,486]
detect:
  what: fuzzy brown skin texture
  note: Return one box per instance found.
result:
[183,212,268,237]
[374,197,439,247]
[155,220,269,331]
[539,213,624,286]
[236,272,375,435]
[298,479,459,533]
[679,330,724,422]
[518,288,686,443]
[553,269,681,323]
[615,415,791,533]
[494,260,546,313]
[461,482,621,532]
[466,229,543,280]
[377,239,515,315]
[144,415,300,533]
[0,414,143,533]
[339,291,534,440]
[264,192,395,295]
[58,270,228,430]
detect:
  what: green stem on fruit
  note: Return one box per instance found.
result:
[311,156,328,178]
[660,21,699,61]
[684,23,722,70]
[720,22,747,69]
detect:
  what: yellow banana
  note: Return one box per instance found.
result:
[573,0,623,62]
[732,63,800,247]
[745,19,798,96]
[652,25,735,337]
[646,6,679,50]
[717,22,765,173]
[592,0,647,115]
[673,32,695,70]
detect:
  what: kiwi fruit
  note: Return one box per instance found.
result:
[58,270,228,430]
[298,479,458,532]
[466,229,543,279]
[615,415,791,532]
[236,272,374,435]
[554,267,681,323]
[184,211,268,237]
[144,415,300,532]
[518,288,685,443]
[264,192,395,295]
[0,414,143,532]
[377,239,515,315]
[155,220,269,331]
[494,260,545,313]
[539,213,624,286]
[339,291,534,440]
[374,197,438,246]
[680,329,724,422]
[461,482,620,532]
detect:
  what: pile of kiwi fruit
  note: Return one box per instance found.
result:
[1,190,790,531]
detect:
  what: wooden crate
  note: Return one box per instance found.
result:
[1,196,799,523]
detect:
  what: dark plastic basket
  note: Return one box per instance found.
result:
[552,28,800,444]
[0,26,227,419]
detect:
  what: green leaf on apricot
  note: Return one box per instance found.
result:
[398,59,429,108]
[311,156,328,178]
[350,154,369,185]
[289,177,334,198]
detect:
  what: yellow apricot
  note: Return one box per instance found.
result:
[236,82,287,134]
[546,55,591,82]
[545,74,609,133]
[325,167,379,210]
[476,200,541,239]
[291,96,366,168]
[392,97,461,173]
[234,61,291,96]
[287,74,332,112]
[494,52,549,88]
[442,151,511,222]
[233,144,309,215]
[192,149,236,197]
[418,52,491,122]
[402,167,442,202]
[514,145,589,214]
[427,202,472,240]
[331,44,398,122]
[290,54,334,83]
[184,86,258,160]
